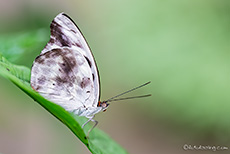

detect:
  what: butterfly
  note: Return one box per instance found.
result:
[30,12,150,136]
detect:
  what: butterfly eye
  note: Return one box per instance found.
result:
[101,102,109,108]
[102,103,109,112]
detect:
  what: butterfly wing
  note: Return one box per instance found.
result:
[45,13,100,103]
[31,13,100,113]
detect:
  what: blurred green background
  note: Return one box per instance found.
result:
[0,0,230,154]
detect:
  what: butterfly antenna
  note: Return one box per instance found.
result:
[105,81,151,102]
[107,94,152,102]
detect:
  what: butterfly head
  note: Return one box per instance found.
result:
[97,101,110,112]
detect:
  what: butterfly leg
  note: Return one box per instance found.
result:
[81,115,98,138]
[81,116,93,129]
[86,118,98,138]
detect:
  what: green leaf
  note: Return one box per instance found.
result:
[0,54,127,154]
[0,29,49,64]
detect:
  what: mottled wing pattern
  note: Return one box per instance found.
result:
[31,13,100,113]
[31,48,95,112]
[42,13,89,54]
[42,12,100,106]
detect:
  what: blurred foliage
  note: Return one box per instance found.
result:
[0,30,49,66]
[1,0,230,153]
[0,48,127,153]
[95,0,230,143]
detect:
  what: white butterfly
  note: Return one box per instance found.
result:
[31,12,150,135]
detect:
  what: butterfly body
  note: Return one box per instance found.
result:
[31,13,150,136]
